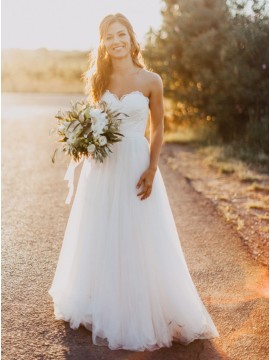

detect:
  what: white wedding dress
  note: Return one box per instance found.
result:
[48,90,219,351]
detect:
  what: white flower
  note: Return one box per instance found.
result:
[98,135,107,146]
[92,131,99,139]
[58,124,65,132]
[91,122,104,135]
[90,109,108,134]
[87,144,96,153]
[90,108,106,120]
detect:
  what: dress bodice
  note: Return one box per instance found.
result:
[100,90,150,137]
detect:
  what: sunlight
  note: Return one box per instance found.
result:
[2,0,162,51]
[203,267,269,305]
[245,267,269,299]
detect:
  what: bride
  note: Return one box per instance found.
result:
[48,12,219,351]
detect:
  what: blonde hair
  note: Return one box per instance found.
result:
[82,13,146,104]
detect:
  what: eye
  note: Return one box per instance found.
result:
[106,32,126,40]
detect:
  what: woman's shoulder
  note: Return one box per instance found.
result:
[140,69,163,96]
[142,69,163,92]
[141,68,162,83]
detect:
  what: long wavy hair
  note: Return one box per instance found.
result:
[82,13,146,104]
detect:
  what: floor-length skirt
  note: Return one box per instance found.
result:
[48,133,219,351]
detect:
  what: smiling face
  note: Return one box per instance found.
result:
[103,21,132,59]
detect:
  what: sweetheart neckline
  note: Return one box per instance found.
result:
[105,89,150,104]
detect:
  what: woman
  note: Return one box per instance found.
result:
[48,13,219,351]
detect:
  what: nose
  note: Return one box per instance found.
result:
[112,39,121,45]
[112,34,123,43]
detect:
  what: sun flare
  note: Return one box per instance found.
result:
[2,0,162,51]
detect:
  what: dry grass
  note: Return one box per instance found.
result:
[164,128,203,144]
[164,142,269,266]
[248,183,269,193]
[246,201,268,211]
[2,48,88,94]
[164,120,268,175]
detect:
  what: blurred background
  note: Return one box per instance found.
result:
[2,0,269,266]
[2,0,268,167]
[1,3,269,357]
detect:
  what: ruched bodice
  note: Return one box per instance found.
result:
[100,90,149,137]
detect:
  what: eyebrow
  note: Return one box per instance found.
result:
[106,30,126,36]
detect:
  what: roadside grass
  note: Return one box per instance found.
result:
[164,120,268,265]
[164,121,269,175]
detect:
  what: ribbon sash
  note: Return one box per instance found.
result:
[63,157,84,204]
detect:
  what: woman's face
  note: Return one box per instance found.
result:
[103,21,132,59]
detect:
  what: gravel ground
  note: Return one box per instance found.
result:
[2,93,268,360]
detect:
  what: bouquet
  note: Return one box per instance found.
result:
[50,98,126,164]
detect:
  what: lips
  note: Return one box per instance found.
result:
[113,45,125,50]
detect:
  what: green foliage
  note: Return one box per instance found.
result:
[50,99,126,164]
[143,0,268,153]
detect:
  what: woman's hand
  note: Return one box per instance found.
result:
[136,167,157,200]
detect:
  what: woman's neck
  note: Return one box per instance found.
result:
[110,56,138,76]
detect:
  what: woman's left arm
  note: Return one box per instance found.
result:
[136,74,164,200]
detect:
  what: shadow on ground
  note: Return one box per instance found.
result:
[61,323,227,360]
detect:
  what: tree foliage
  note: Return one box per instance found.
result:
[143,0,268,149]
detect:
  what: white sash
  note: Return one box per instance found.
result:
[63,157,84,204]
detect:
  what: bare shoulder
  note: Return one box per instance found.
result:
[140,69,163,99]
[140,69,163,98]
[141,69,163,86]
[139,69,163,107]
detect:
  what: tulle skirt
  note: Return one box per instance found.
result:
[48,132,219,351]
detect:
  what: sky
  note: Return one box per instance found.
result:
[2,0,267,52]
[1,0,163,51]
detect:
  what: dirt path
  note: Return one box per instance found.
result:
[2,93,268,360]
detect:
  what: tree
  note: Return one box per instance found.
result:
[143,0,269,147]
